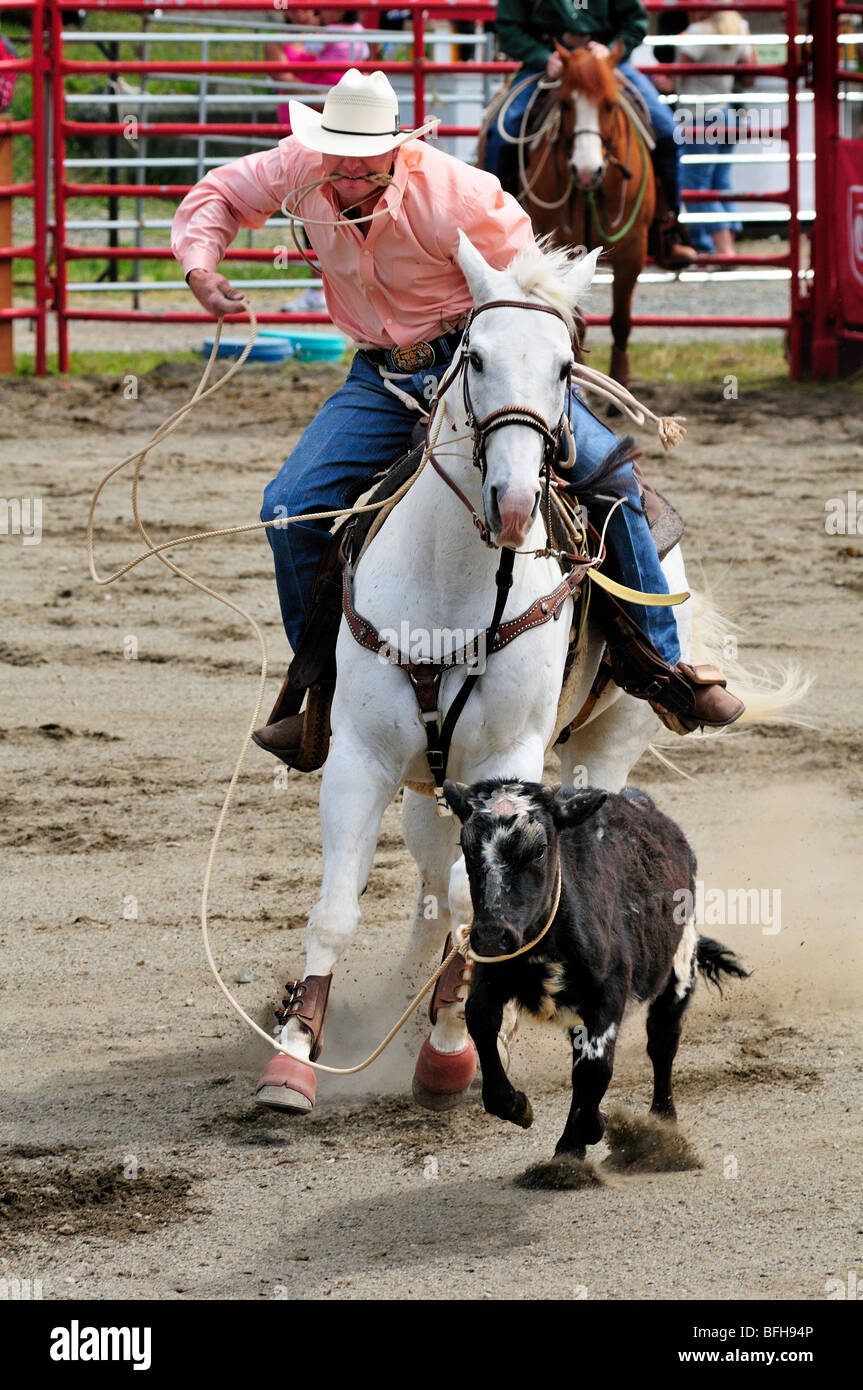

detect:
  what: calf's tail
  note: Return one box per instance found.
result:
[697,936,750,992]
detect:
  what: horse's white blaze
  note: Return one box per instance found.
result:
[572,92,604,187]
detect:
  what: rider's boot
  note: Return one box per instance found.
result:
[649,143,698,270]
[255,973,332,1112]
[252,524,345,769]
[599,593,744,734]
[252,677,334,771]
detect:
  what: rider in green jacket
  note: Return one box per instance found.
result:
[487,0,697,267]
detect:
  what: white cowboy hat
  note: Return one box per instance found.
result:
[289,69,438,157]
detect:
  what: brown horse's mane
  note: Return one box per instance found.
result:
[561,48,619,108]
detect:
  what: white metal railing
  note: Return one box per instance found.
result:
[61,18,820,301]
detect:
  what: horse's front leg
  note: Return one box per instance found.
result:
[254,727,399,1113]
[607,232,646,395]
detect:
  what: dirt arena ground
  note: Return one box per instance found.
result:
[1,357,861,1302]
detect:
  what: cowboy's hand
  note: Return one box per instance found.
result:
[587,41,611,60]
[546,52,563,79]
[186,268,246,318]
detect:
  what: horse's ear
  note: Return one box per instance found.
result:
[457,230,499,306]
[551,788,607,829]
[443,779,474,822]
[568,245,602,301]
[608,40,624,69]
[553,39,570,61]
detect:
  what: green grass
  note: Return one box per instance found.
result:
[11,348,200,377]
[9,346,355,376]
[591,338,791,389]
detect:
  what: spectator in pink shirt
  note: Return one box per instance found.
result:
[173,70,742,761]
[265,8,371,124]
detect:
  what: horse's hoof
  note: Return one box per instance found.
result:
[254,1052,316,1113]
[412,1037,476,1111]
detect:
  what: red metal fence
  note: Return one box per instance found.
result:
[810,0,863,377]
[0,0,853,377]
[0,0,48,373]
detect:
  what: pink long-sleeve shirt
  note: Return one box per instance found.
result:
[171,138,534,348]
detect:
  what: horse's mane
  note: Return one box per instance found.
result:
[563,47,619,108]
[507,236,593,338]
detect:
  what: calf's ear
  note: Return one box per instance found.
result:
[552,788,607,828]
[442,779,473,822]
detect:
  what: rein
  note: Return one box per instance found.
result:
[584,114,650,245]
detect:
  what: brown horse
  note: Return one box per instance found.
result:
[516,43,655,393]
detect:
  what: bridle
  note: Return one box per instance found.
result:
[429,298,576,547]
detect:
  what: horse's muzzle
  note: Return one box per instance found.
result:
[488,485,540,548]
[575,165,605,191]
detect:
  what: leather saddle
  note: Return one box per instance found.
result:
[259,444,684,761]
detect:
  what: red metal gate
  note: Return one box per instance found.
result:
[0,0,836,376]
[0,0,48,374]
[809,0,863,377]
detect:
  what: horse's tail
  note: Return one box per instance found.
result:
[687,588,813,727]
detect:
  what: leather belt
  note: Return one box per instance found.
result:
[360,326,464,375]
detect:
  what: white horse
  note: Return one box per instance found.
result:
[255,232,794,1112]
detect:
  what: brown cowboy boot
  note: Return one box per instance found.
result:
[599,593,744,734]
[652,211,698,270]
[252,678,335,771]
[252,519,346,770]
[649,179,698,270]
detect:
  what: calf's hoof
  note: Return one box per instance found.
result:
[412,1037,477,1111]
[254,1052,316,1113]
[486,1089,533,1130]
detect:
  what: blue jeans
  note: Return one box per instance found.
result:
[261,351,681,665]
[681,133,742,252]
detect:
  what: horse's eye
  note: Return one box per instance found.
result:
[534,845,546,863]
[469,351,484,374]
[560,360,574,381]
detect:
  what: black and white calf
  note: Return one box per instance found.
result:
[443,778,747,1160]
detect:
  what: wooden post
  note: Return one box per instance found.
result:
[0,116,13,374]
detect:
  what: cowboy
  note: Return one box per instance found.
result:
[485,0,697,267]
[171,69,741,755]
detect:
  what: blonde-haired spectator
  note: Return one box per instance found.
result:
[678,9,758,256]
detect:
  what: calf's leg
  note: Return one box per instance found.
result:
[646,969,696,1121]
[465,977,533,1129]
[555,1015,621,1159]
